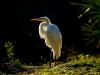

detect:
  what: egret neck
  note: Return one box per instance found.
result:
[44,17,51,25]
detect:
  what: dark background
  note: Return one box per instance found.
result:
[0,0,84,64]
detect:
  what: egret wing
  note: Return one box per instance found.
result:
[45,24,62,59]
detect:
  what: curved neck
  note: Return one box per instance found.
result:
[44,18,51,25]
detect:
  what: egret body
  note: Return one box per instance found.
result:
[31,16,62,63]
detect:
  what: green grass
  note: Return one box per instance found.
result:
[17,54,100,75]
[0,54,100,75]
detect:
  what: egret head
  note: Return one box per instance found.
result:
[31,16,51,24]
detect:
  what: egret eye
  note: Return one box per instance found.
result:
[43,26,47,31]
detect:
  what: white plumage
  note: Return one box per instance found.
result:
[31,16,62,60]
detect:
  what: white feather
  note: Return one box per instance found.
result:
[33,16,62,60]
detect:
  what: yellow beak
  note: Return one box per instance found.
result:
[31,18,43,21]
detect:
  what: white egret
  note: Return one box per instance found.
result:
[31,16,62,66]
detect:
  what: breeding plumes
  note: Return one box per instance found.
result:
[31,16,62,64]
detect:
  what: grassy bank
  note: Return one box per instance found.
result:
[17,54,100,75]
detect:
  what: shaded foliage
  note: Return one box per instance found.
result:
[71,0,100,53]
[0,41,24,74]
[79,0,100,50]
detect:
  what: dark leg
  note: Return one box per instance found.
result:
[55,57,57,66]
[49,51,52,68]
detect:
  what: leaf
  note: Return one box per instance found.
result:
[84,23,93,29]
[86,38,95,45]
[81,26,93,32]
[95,0,100,7]
[92,14,100,20]
[83,37,92,41]
[96,40,100,48]
[92,30,99,35]
[82,33,93,36]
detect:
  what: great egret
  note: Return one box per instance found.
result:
[31,16,62,66]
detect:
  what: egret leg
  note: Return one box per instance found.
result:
[54,57,57,66]
[49,51,52,68]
